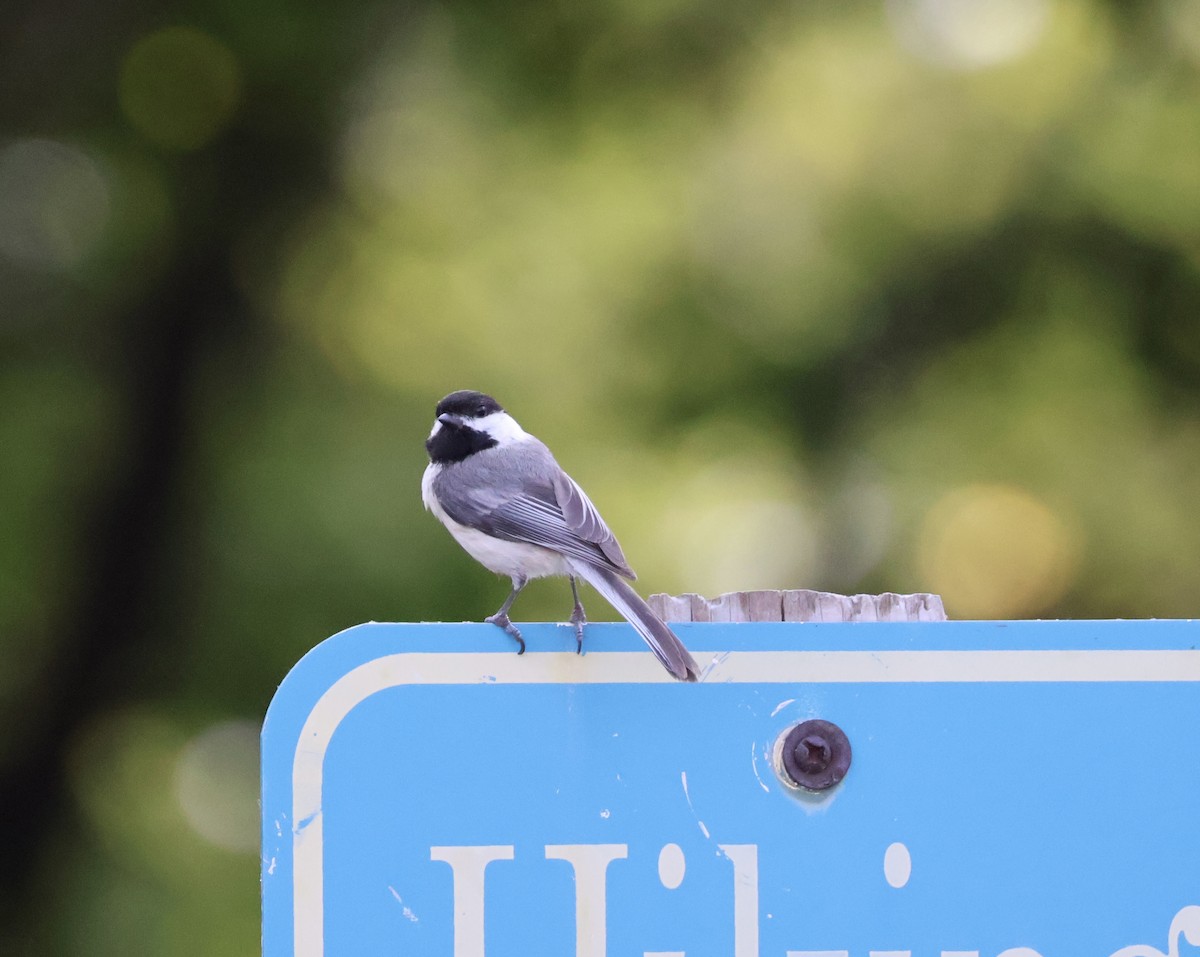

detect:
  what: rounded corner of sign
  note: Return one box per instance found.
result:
[263,622,476,739]
[262,622,380,728]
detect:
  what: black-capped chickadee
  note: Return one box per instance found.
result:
[422,390,700,682]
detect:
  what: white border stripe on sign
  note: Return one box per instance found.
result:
[290,648,1200,956]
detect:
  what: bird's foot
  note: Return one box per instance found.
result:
[485,612,525,655]
[570,602,587,655]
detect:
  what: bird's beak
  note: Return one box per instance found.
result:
[437,413,462,427]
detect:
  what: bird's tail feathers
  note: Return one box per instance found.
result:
[570,561,700,682]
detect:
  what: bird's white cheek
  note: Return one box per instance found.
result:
[477,412,528,445]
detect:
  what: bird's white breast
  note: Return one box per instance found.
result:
[422,462,570,580]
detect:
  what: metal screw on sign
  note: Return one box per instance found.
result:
[778,719,852,791]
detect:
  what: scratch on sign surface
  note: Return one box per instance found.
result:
[770,698,795,717]
[387,886,419,922]
[680,771,711,839]
[750,741,770,793]
[699,651,730,681]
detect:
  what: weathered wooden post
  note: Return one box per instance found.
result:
[648,589,947,623]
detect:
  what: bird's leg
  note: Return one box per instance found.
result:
[486,575,528,654]
[569,575,587,654]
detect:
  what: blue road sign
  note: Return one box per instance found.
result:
[262,621,1200,957]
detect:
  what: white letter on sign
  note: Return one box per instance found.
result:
[718,844,759,957]
[430,845,515,957]
[545,844,629,957]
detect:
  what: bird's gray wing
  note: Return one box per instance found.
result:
[551,470,634,577]
[433,440,635,578]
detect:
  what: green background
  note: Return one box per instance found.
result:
[3,0,1200,952]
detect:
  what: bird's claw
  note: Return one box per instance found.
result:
[486,612,525,654]
[570,604,587,655]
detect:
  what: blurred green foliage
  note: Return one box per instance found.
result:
[3,0,1200,952]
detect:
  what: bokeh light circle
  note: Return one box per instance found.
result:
[887,0,1052,70]
[917,483,1080,618]
[174,719,261,854]
[0,138,110,269]
[119,27,241,151]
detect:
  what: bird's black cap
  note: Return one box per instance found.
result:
[435,390,504,419]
